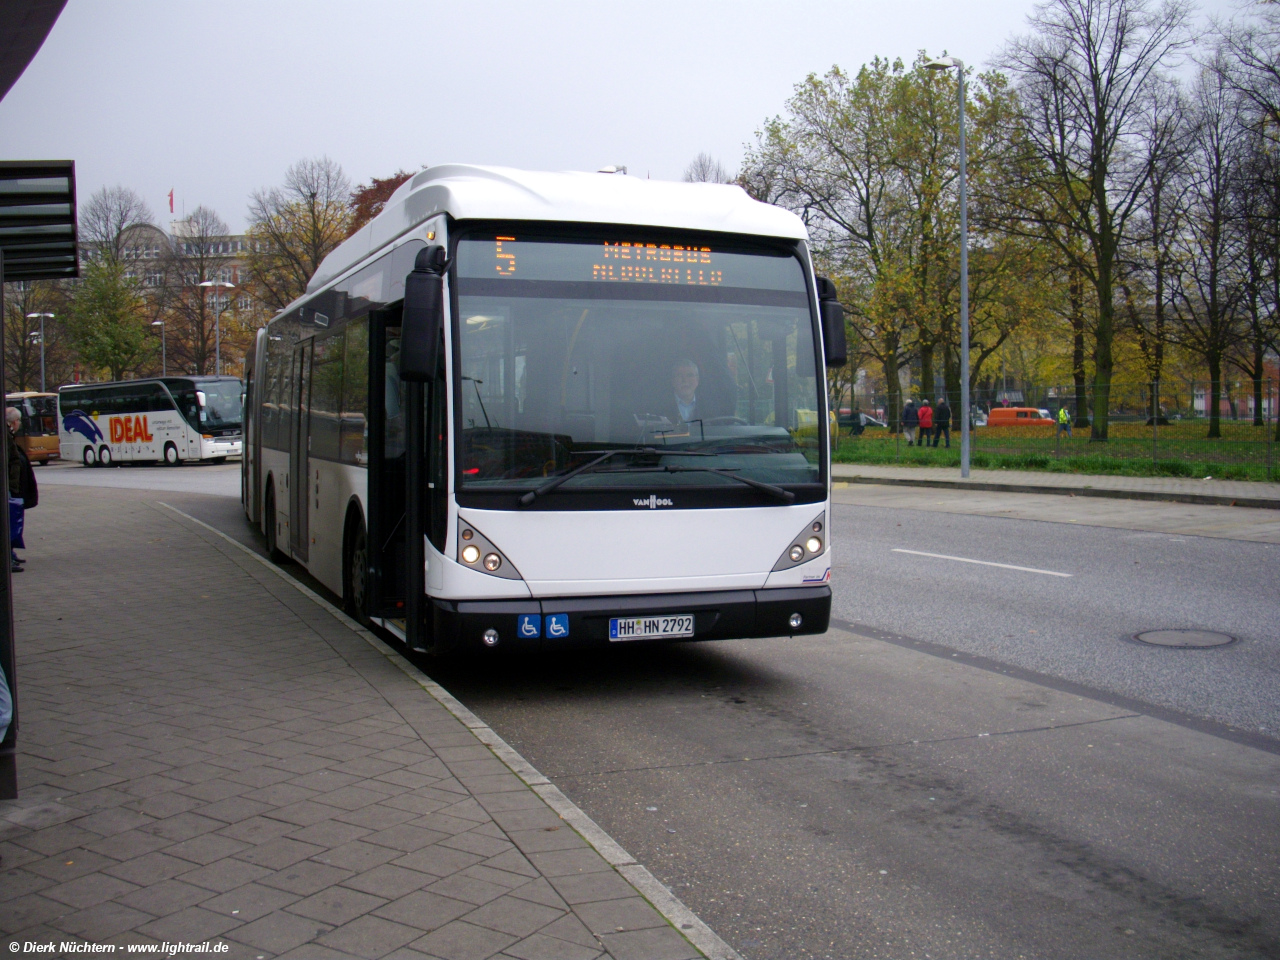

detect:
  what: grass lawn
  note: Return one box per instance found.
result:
[834,421,1279,482]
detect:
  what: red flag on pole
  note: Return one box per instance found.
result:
[168,189,174,213]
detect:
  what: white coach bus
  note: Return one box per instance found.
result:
[242,165,845,653]
[60,376,244,466]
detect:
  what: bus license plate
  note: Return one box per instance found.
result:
[609,615,695,641]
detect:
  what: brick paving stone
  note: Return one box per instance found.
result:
[227,909,333,953]
[52,900,155,940]
[136,904,242,942]
[318,914,424,954]
[114,878,212,915]
[0,491,711,960]
[43,871,139,908]
[283,880,388,926]
[598,927,701,960]
[503,933,605,960]
[412,919,519,960]
[464,895,565,937]
[200,881,301,921]
[256,858,354,896]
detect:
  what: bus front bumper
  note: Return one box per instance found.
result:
[428,586,831,652]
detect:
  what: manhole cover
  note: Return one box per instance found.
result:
[1134,630,1236,648]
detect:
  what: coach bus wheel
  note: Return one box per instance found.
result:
[211,456,227,464]
[163,442,180,466]
[97,445,112,467]
[82,446,96,467]
[264,485,285,563]
[344,518,370,626]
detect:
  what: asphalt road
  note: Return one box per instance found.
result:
[43,461,1280,960]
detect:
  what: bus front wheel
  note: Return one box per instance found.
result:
[163,442,180,466]
[97,446,113,467]
[82,446,97,467]
[343,516,370,627]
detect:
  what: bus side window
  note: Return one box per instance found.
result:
[145,383,174,412]
[310,332,344,461]
[383,328,404,459]
[341,318,369,464]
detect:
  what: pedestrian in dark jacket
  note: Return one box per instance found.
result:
[933,398,952,447]
[7,407,36,572]
[902,401,919,446]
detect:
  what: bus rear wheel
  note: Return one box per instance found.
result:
[163,442,180,466]
[344,517,369,626]
[82,446,96,467]
[264,484,285,563]
[97,445,112,467]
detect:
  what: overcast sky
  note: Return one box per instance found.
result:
[0,0,1235,233]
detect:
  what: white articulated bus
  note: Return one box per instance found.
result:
[60,376,244,466]
[242,165,845,653]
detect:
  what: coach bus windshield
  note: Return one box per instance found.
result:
[164,378,243,433]
[454,232,823,501]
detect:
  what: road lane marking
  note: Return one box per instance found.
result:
[892,548,1073,577]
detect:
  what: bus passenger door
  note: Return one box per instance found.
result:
[289,339,312,561]
[367,310,405,619]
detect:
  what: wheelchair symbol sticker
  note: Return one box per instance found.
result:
[545,614,569,638]
[517,615,541,638]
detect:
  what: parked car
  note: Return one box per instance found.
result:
[985,407,1055,427]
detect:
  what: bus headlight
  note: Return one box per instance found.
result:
[772,511,828,571]
[456,520,523,580]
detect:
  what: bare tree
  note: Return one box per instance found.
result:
[80,185,154,264]
[1119,77,1191,390]
[1169,53,1248,438]
[1218,1,1280,147]
[999,0,1192,439]
[162,206,235,375]
[683,153,731,183]
[245,157,353,312]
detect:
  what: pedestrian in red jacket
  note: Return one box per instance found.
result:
[917,399,934,444]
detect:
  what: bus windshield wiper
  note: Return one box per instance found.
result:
[519,448,652,506]
[660,465,795,502]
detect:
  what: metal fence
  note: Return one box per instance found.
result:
[837,380,1279,480]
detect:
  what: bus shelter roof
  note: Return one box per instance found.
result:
[0,160,78,281]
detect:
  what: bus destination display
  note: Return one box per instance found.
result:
[492,236,722,286]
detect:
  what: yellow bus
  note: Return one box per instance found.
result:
[5,392,61,463]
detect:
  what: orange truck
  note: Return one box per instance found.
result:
[985,406,1055,427]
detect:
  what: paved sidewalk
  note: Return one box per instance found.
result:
[832,462,1280,508]
[0,488,722,960]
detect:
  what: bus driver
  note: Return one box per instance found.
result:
[669,358,701,424]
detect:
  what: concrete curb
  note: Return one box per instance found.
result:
[157,502,743,960]
[834,474,1280,510]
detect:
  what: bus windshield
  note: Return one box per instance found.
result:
[454,232,823,498]
[164,379,243,433]
[12,396,59,436]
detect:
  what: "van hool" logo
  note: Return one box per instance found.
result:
[633,494,674,509]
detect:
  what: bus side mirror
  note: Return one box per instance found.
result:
[816,275,847,368]
[401,245,449,382]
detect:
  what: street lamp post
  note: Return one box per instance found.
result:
[151,320,166,376]
[25,313,53,392]
[198,280,235,376]
[925,56,970,478]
